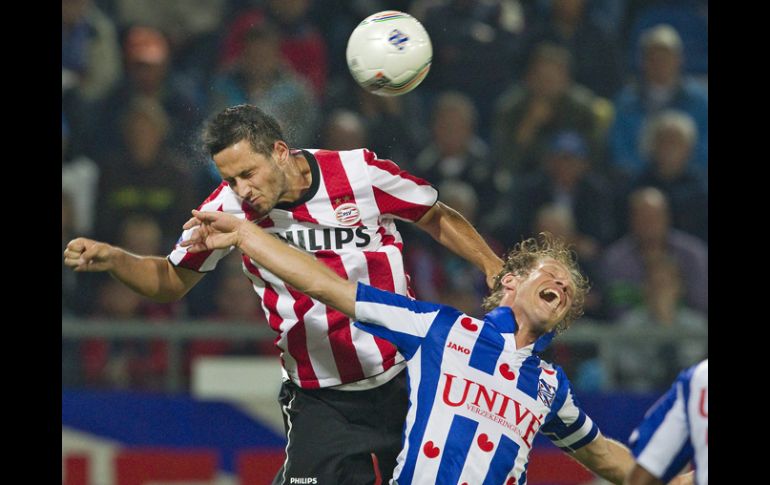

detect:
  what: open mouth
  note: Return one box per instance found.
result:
[539,288,560,306]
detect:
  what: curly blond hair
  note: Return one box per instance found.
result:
[481,233,590,334]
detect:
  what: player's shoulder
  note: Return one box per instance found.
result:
[539,360,570,386]
[677,359,707,386]
[689,359,708,388]
[198,181,244,211]
[306,147,378,167]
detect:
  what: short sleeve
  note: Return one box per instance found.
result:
[354,283,445,359]
[540,368,599,452]
[361,149,438,222]
[167,182,243,272]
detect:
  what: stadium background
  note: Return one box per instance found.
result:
[61,0,708,483]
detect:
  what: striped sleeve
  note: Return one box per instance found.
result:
[540,368,599,452]
[628,368,695,482]
[353,282,443,359]
[167,182,243,272]
[361,149,438,222]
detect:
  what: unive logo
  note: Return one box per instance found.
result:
[441,373,543,447]
[388,29,410,50]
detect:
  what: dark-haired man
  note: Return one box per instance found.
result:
[64,104,503,484]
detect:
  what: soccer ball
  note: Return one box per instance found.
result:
[346,11,432,97]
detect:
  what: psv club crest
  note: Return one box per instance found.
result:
[334,202,362,225]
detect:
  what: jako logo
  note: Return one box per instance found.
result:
[446,341,471,355]
[290,479,318,484]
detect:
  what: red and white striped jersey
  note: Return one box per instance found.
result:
[168,148,438,388]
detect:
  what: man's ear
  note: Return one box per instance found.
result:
[500,272,518,290]
[273,140,290,163]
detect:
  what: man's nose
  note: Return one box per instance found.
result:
[232,179,251,198]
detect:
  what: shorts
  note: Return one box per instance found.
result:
[271,370,409,485]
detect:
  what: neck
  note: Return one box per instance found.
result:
[281,152,313,203]
[514,327,540,349]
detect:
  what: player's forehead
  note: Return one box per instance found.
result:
[533,258,571,279]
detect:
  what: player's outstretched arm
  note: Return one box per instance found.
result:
[414,201,504,288]
[63,237,203,302]
[569,433,636,484]
[624,465,694,485]
[182,210,358,318]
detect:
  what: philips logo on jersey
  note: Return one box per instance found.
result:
[278,227,371,251]
[289,478,317,484]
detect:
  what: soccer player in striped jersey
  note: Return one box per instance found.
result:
[178,212,694,485]
[625,360,707,485]
[64,104,504,484]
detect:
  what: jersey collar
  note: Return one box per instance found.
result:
[484,306,556,354]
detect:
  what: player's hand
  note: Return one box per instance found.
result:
[180,210,243,252]
[486,273,499,290]
[668,471,694,485]
[485,260,505,290]
[63,238,115,272]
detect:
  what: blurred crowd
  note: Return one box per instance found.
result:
[62,0,708,393]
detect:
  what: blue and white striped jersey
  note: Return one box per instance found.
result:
[354,283,599,485]
[629,359,708,485]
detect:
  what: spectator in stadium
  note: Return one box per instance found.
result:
[626,359,706,485]
[321,109,368,152]
[62,114,99,238]
[109,0,227,54]
[600,187,707,318]
[501,131,617,249]
[64,104,503,484]
[95,26,204,159]
[492,43,608,176]
[208,22,320,148]
[516,0,624,99]
[413,91,499,211]
[219,0,329,100]
[178,213,694,485]
[62,0,122,102]
[82,277,175,390]
[631,110,708,242]
[82,214,180,391]
[95,97,194,249]
[610,256,707,391]
[418,0,522,137]
[608,24,708,178]
[324,79,429,167]
[62,0,122,157]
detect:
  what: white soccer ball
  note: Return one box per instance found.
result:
[346,10,432,97]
